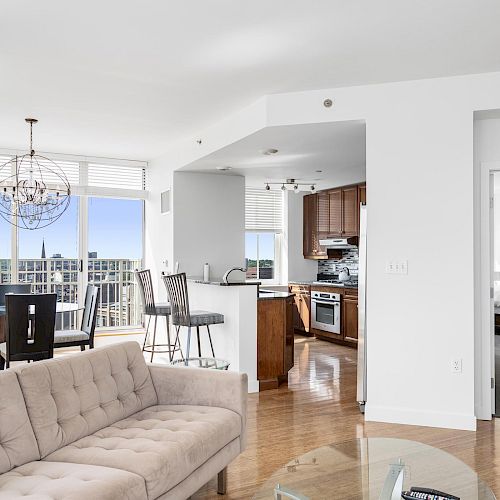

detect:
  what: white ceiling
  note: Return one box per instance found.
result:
[1,1,500,160]
[181,121,366,189]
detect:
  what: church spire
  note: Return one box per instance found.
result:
[41,238,46,259]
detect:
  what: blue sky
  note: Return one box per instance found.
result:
[245,232,275,261]
[0,197,143,259]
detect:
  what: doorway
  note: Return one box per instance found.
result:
[475,109,500,419]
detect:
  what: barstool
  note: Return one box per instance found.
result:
[162,272,224,362]
[135,269,181,362]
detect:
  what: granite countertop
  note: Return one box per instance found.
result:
[289,280,358,289]
[258,289,295,300]
[188,277,261,286]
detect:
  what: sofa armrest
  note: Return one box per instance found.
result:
[148,364,248,450]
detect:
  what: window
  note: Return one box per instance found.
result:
[0,153,147,331]
[88,198,143,328]
[245,187,283,282]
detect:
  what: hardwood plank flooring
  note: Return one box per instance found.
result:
[193,335,500,499]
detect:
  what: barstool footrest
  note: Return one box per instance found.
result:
[143,344,181,354]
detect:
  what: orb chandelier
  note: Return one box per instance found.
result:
[0,118,71,230]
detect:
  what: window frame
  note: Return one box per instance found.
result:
[0,152,147,332]
[245,230,283,284]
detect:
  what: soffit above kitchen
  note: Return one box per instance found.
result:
[179,121,366,189]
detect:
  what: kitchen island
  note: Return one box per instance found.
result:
[187,278,294,392]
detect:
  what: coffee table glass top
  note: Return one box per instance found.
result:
[253,438,495,500]
[171,357,230,370]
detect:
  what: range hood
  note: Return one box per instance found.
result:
[319,236,358,249]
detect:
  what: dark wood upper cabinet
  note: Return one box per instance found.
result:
[328,189,342,236]
[317,191,330,233]
[303,182,366,260]
[358,183,366,205]
[341,186,358,237]
[303,194,327,259]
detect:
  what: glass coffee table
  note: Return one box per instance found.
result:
[253,438,495,499]
[171,357,230,370]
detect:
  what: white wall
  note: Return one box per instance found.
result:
[285,191,317,283]
[172,171,245,279]
[147,71,500,430]
[144,156,174,300]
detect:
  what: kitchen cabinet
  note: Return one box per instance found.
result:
[289,284,311,335]
[340,186,359,237]
[303,183,365,259]
[303,194,327,259]
[328,189,342,236]
[257,296,295,391]
[342,297,358,344]
[358,183,366,205]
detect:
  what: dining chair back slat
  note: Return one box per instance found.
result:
[81,285,100,336]
[0,284,31,307]
[5,293,57,363]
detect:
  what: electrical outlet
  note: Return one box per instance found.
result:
[451,358,462,373]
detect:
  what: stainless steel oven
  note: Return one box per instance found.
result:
[311,291,341,334]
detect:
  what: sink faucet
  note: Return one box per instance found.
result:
[222,267,247,284]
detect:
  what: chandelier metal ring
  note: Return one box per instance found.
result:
[0,118,71,230]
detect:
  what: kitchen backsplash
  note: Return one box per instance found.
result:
[317,248,359,276]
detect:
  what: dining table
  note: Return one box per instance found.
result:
[0,302,82,343]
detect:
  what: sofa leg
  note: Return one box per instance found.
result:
[217,467,227,495]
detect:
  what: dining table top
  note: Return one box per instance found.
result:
[0,302,82,317]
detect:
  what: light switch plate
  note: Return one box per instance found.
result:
[385,260,408,275]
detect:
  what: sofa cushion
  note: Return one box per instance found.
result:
[14,341,157,457]
[0,461,147,500]
[0,371,40,474]
[44,404,242,499]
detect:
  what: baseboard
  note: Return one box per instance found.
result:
[365,404,477,431]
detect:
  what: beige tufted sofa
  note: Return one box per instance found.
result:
[0,341,247,499]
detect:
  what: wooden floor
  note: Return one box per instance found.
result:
[192,335,500,499]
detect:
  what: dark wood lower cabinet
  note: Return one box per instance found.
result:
[342,297,358,344]
[289,285,312,335]
[257,297,294,391]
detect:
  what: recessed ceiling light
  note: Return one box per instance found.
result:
[315,170,322,173]
[262,148,278,156]
[216,166,232,171]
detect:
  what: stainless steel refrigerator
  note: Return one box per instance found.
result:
[357,203,367,413]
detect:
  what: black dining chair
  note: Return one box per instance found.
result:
[0,284,32,307]
[136,269,181,362]
[162,272,224,363]
[0,293,57,369]
[54,285,100,351]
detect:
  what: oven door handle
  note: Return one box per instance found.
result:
[312,299,339,305]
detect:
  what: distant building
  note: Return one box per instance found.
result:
[88,251,97,258]
[51,253,62,258]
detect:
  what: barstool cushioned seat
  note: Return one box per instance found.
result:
[189,311,224,326]
[154,303,171,316]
